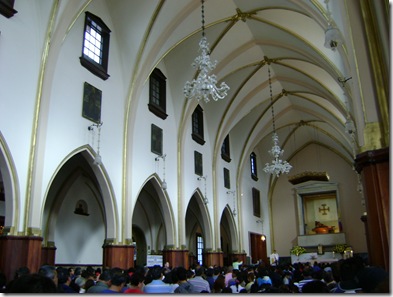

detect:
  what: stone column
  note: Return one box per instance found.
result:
[355,147,389,271]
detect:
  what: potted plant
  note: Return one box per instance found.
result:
[333,243,349,255]
[290,245,306,261]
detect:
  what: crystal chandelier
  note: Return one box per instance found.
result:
[184,0,229,103]
[263,65,292,177]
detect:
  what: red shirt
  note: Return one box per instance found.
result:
[124,287,144,294]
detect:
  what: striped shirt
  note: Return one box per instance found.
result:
[188,276,211,293]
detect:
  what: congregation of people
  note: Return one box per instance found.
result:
[2,256,389,293]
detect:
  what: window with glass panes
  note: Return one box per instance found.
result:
[250,152,258,181]
[191,105,205,145]
[80,12,111,80]
[196,233,204,265]
[148,68,167,119]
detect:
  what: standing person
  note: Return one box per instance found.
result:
[270,250,279,266]
[232,257,243,270]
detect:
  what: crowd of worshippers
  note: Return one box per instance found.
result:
[2,256,389,293]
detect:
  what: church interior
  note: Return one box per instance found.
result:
[0,0,389,282]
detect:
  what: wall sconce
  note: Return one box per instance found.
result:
[155,154,167,190]
[324,0,343,51]
[197,175,208,204]
[227,190,236,216]
[88,121,103,166]
[256,219,266,241]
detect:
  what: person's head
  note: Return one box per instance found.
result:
[247,272,255,282]
[8,273,58,293]
[339,257,365,281]
[302,280,330,293]
[150,265,164,280]
[129,273,145,288]
[110,271,127,288]
[213,274,225,290]
[57,267,71,285]
[205,267,214,277]
[38,265,58,286]
[84,279,95,291]
[99,269,112,283]
[175,266,188,282]
[302,266,313,278]
[14,266,30,280]
[74,267,82,277]
[213,266,221,276]
[357,266,389,293]
[195,266,205,277]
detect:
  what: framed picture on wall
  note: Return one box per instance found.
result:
[151,124,163,155]
[82,82,102,123]
[252,187,261,217]
[194,151,203,176]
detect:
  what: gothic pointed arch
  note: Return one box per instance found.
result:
[42,146,117,264]
[220,204,238,265]
[132,175,176,254]
[0,131,19,234]
[185,189,213,252]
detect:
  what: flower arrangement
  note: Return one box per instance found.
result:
[333,243,349,254]
[290,245,307,256]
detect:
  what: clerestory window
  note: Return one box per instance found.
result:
[80,12,111,80]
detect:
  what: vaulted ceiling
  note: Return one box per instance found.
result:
[104,0,387,177]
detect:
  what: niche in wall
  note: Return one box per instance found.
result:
[294,182,341,235]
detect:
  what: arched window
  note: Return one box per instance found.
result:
[250,152,258,181]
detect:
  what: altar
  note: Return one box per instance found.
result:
[291,252,341,265]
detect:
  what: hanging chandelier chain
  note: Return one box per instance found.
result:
[268,65,276,134]
[263,64,292,176]
[201,0,205,38]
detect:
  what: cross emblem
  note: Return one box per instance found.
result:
[319,203,330,215]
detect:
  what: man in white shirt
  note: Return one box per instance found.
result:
[270,250,279,266]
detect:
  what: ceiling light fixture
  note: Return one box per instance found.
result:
[183,0,229,103]
[263,63,292,177]
[324,0,343,51]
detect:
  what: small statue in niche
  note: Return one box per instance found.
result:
[74,200,89,216]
